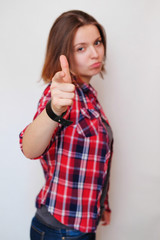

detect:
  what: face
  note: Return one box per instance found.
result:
[70,24,105,84]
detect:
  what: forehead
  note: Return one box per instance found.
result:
[73,25,100,45]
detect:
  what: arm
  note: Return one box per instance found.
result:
[101,184,111,226]
[21,55,75,159]
[22,109,59,159]
[104,186,111,213]
[103,150,113,217]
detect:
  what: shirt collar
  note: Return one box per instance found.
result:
[81,83,97,97]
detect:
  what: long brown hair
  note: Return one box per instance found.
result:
[41,10,107,83]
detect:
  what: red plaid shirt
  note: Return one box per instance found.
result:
[20,79,112,233]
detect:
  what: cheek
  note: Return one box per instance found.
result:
[100,47,105,58]
[74,55,87,69]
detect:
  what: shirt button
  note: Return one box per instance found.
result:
[62,237,65,240]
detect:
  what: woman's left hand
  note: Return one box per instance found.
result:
[101,211,111,226]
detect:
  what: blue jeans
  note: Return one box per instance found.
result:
[30,216,96,240]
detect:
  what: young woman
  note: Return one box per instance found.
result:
[20,10,113,240]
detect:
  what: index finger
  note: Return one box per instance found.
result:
[60,55,71,83]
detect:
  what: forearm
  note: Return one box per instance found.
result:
[104,181,111,212]
[22,108,58,159]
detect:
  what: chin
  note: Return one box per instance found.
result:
[91,69,101,76]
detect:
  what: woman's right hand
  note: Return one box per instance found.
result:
[50,55,75,116]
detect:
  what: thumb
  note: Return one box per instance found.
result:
[60,55,71,83]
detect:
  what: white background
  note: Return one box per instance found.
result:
[0,0,160,239]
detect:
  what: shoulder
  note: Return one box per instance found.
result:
[42,83,51,98]
[38,83,51,106]
[33,83,51,120]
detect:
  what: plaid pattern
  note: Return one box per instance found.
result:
[19,79,112,233]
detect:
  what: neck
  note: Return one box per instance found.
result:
[71,74,91,84]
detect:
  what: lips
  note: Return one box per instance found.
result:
[90,62,102,69]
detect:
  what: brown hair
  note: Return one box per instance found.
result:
[41,10,107,83]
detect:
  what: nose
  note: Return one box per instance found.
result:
[90,46,98,58]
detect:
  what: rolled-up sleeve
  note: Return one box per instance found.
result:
[19,84,52,159]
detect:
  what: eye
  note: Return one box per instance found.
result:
[77,47,84,52]
[95,39,102,46]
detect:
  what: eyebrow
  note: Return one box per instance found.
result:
[73,36,102,47]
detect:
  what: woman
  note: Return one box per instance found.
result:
[20,10,113,240]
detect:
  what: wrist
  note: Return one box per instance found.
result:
[50,103,64,116]
[45,100,73,126]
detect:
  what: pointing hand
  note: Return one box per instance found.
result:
[50,55,75,116]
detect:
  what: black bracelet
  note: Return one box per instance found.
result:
[45,100,73,126]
